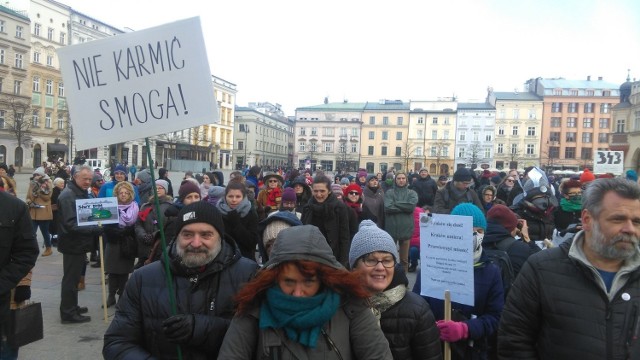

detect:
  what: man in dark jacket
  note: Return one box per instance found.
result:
[433,168,483,214]
[0,191,39,356]
[58,165,104,324]
[103,201,258,359]
[410,167,438,207]
[499,177,640,359]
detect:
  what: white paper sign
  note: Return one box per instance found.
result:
[593,150,624,175]
[57,17,218,150]
[76,197,119,226]
[420,213,475,306]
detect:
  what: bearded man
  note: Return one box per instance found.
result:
[103,201,258,359]
[499,177,640,359]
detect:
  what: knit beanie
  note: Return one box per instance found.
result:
[451,203,487,231]
[262,220,292,246]
[453,168,472,182]
[114,164,127,174]
[208,186,226,201]
[281,187,297,202]
[349,220,399,269]
[0,163,7,172]
[91,173,103,187]
[331,184,343,195]
[487,204,518,232]
[136,169,151,184]
[155,179,169,191]
[178,179,201,200]
[580,168,595,183]
[626,170,638,182]
[344,184,362,197]
[366,174,377,183]
[264,225,343,270]
[357,170,368,179]
[491,175,502,184]
[176,201,224,236]
[340,177,350,185]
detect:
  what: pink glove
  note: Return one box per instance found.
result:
[436,320,468,342]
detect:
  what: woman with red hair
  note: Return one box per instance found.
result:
[218,225,393,359]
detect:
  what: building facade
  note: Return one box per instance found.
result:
[234,102,292,170]
[294,101,363,172]
[611,75,639,172]
[487,90,543,170]
[0,5,31,168]
[360,100,409,174]
[455,102,495,170]
[528,77,619,172]
[409,99,456,175]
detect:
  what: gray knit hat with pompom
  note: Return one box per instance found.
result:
[348,220,399,269]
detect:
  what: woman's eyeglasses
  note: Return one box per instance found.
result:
[268,179,278,183]
[361,257,395,268]
[348,191,360,196]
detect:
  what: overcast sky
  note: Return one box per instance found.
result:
[13,0,640,116]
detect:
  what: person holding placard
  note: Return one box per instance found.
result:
[349,220,442,360]
[413,203,504,360]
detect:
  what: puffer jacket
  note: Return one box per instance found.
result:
[362,185,385,229]
[0,191,38,327]
[103,236,258,360]
[217,297,393,360]
[384,183,418,241]
[483,220,540,277]
[433,182,484,215]
[498,234,640,360]
[57,180,101,254]
[411,175,438,207]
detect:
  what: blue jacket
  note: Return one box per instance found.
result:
[413,253,504,359]
[98,180,141,205]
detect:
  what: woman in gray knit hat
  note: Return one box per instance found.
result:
[218,225,393,359]
[349,220,442,360]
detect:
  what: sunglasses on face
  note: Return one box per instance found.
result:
[348,191,360,196]
[268,180,278,183]
[506,179,514,182]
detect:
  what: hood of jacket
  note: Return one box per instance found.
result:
[484,220,513,245]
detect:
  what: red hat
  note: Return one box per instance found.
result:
[343,184,362,198]
[579,168,596,183]
[487,204,518,233]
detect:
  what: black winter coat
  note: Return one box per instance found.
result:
[301,194,352,267]
[498,237,640,359]
[0,191,39,327]
[103,236,258,360]
[411,175,438,207]
[57,180,101,254]
[381,290,442,360]
[221,207,259,262]
[512,205,555,241]
[483,220,540,278]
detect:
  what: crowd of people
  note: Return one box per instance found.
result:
[1,161,640,359]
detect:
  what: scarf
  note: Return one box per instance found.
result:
[266,187,282,207]
[344,199,362,213]
[259,286,340,348]
[118,201,139,227]
[370,284,406,322]
[216,197,252,217]
[560,197,582,212]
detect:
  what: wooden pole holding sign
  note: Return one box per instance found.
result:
[98,223,108,323]
[444,290,451,360]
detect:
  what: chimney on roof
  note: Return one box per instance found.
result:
[587,76,591,81]
[598,76,603,81]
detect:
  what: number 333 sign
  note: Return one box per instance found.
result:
[593,150,623,175]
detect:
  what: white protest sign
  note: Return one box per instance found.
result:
[593,150,624,175]
[57,17,217,151]
[76,197,119,226]
[420,213,475,306]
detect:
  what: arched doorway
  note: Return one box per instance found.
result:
[14,147,23,167]
[440,163,449,175]
[33,144,42,168]
[429,164,437,174]
[0,145,6,164]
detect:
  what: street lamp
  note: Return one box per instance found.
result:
[243,125,250,167]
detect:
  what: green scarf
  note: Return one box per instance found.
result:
[560,197,582,212]
[259,286,340,348]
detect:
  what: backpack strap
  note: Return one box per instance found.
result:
[495,236,517,252]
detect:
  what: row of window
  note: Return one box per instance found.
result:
[298,143,359,153]
[548,146,602,160]
[33,23,66,44]
[299,127,359,137]
[552,89,611,97]
[0,78,25,95]
[549,117,610,129]
[551,102,611,113]
[548,132,608,143]
[497,109,537,120]
[0,49,27,69]
[32,51,55,66]
[0,21,25,39]
[32,76,64,96]
[0,110,64,130]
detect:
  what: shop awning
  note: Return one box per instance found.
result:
[47,143,68,153]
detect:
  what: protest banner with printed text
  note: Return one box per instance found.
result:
[419,213,474,306]
[76,197,119,226]
[57,17,217,150]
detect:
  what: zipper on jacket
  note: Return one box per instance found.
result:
[627,303,639,357]
[606,304,613,360]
